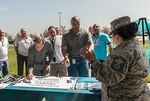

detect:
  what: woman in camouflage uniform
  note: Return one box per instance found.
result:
[81,16,150,101]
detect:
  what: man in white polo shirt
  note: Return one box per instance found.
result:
[0,28,9,77]
[14,28,33,76]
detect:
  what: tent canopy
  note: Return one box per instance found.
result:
[135,18,150,35]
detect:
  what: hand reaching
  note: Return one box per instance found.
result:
[27,73,34,80]
[80,48,96,63]
[63,56,70,67]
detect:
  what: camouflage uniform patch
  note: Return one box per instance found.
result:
[111,57,126,73]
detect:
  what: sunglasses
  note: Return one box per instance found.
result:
[93,26,99,28]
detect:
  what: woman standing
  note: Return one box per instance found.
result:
[81,16,150,101]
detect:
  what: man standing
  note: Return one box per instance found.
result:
[45,26,67,77]
[92,23,112,62]
[0,29,9,77]
[14,28,33,76]
[91,23,112,76]
[55,27,61,35]
[61,16,93,77]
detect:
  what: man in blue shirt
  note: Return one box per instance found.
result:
[92,23,112,61]
[91,23,112,76]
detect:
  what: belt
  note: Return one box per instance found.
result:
[51,61,64,64]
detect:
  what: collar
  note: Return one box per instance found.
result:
[70,28,82,35]
[0,36,5,41]
[115,38,135,49]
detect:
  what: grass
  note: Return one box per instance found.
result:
[8,46,26,75]
[8,46,17,75]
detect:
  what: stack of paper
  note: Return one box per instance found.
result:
[14,76,77,90]
[88,83,101,91]
[0,83,9,89]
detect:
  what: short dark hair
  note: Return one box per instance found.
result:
[71,16,80,22]
[48,26,55,30]
[113,22,138,40]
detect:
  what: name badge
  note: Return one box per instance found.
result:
[72,59,76,64]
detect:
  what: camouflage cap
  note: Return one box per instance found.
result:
[110,16,131,34]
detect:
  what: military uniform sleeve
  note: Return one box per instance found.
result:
[91,54,130,86]
[27,45,35,74]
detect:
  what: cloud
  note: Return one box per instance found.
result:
[0,7,8,12]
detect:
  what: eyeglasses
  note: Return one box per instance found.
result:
[93,26,99,28]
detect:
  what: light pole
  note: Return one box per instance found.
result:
[57,12,62,34]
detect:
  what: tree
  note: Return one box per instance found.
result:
[101,26,111,34]
[42,29,48,38]
[61,25,69,34]
[7,35,13,40]
[5,32,13,40]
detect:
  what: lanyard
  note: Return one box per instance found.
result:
[0,40,4,47]
[24,37,28,43]
[93,35,99,44]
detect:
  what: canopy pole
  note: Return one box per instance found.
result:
[144,19,150,39]
[138,18,149,45]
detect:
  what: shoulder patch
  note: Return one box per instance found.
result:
[111,57,127,73]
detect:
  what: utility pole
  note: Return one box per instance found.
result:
[57,12,62,34]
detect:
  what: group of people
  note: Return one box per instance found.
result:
[0,16,150,100]
[14,27,68,78]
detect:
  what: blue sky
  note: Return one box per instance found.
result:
[0,0,150,35]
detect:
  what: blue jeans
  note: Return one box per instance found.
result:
[68,57,89,77]
[0,60,9,77]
